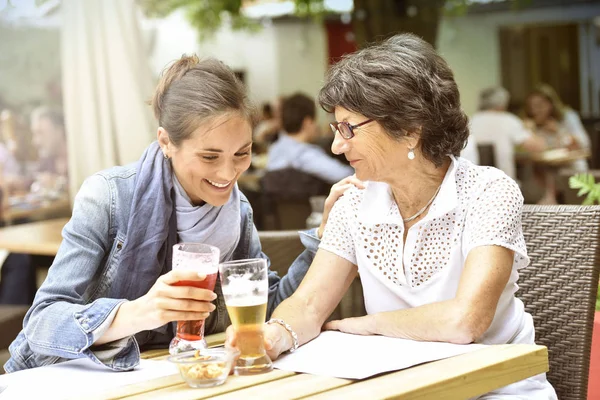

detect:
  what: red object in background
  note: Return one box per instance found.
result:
[325,20,357,65]
[589,311,600,399]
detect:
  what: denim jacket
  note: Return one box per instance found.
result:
[5,164,320,373]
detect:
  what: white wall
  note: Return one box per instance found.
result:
[199,23,279,106]
[146,13,328,109]
[0,23,61,109]
[437,3,600,117]
[144,11,197,78]
[437,15,500,117]
[275,20,328,101]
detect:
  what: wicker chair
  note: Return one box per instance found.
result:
[259,206,600,399]
[258,230,366,320]
[258,231,306,278]
[519,205,600,400]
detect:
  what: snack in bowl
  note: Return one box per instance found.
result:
[167,348,240,388]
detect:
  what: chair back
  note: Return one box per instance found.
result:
[519,205,600,400]
[258,230,305,277]
[257,230,366,320]
[261,168,330,230]
[477,143,497,167]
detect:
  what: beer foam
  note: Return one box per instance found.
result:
[222,274,263,295]
[173,255,218,274]
[226,295,266,307]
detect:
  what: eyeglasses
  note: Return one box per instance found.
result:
[329,119,374,140]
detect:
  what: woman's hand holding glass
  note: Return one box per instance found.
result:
[133,269,217,333]
[225,322,293,362]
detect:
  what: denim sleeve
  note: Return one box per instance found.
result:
[21,174,139,371]
[247,225,320,318]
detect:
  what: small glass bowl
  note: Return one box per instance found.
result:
[167,348,240,388]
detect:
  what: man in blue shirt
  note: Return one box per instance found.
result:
[267,93,354,184]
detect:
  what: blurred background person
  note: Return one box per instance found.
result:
[253,98,282,149]
[29,106,68,197]
[471,87,545,180]
[0,110,25,200]
[0,107,68,305]
[523,84,590,204]
[267,93,353,184]
[524,84,589,169]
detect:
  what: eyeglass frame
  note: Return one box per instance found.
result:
[329,119,374,140]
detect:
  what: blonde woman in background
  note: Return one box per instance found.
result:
[524,84,589,167]
[524,84,590,203]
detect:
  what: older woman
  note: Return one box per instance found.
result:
[228,34,557,398]
[4,55,353,373]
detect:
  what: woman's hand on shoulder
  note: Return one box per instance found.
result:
[318,175,365,239]
[132,270,217,332]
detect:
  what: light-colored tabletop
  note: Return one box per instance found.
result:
[2,198,71,225]
[95,332,549,400]
[517,148,591,167]
[0,217,68,256]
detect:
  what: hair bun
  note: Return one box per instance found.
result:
[151,54,200,122]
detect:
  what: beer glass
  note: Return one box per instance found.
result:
[169,243,220,355]
[219,258,272,375]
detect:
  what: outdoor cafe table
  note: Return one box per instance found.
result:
[95,332,549,400]
[516,148,591,167]
[0,217,68,256]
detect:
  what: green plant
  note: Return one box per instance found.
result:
[138,0,329,39]
[136,0,523,42]
[568,173,600,205]
[569,173,600,310]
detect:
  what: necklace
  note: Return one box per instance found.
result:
[402,185,442,223]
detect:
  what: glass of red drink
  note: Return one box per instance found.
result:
[168,243,220,355]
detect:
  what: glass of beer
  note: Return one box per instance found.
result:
[219,258,272,375]
[169,243,220,355]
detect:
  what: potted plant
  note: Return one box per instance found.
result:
[569,173,600,311]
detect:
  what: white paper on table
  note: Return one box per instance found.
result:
[0,358,178,400]
[273,331,486,380]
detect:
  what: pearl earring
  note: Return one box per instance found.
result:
[163,153,169,160]
[407,148,415,160]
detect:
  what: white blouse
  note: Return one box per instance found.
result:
[319,156,557,398]
[320,156,530,345]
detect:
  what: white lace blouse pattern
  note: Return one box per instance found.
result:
[318,157,556,398]
[320,156,529,289]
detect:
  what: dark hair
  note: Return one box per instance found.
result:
[319,33,469,167]
[151,54,256,146]
[281,93,316,135]
[262,103,274,119]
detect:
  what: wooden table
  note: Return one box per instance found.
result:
[95,333,549,400]
[516,148,591,167]
[2,198,71,226]
[0,217,68,256]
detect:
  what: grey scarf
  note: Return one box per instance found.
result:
[172,173,240,262]
[111,141,177,301]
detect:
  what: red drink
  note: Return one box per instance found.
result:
[173,272,218,342]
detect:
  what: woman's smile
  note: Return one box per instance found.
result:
[204,178,232,192]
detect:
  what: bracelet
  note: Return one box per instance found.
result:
[266,318,299,353]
